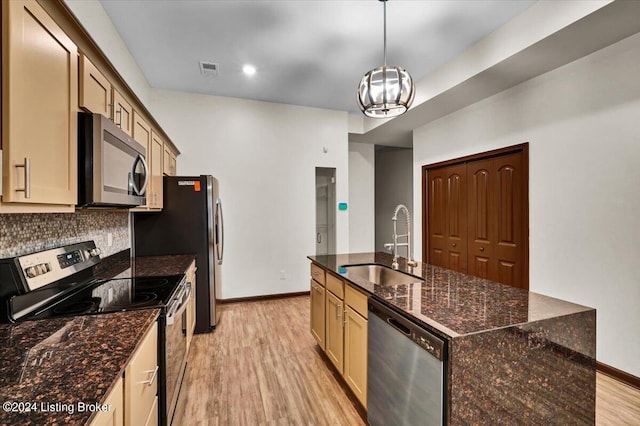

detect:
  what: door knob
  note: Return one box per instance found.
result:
[479,247,485,251]
[452,243,457,247]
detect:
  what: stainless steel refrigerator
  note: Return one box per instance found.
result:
[133,175,223,333]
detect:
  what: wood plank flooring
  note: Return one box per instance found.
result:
[176,296,640,425]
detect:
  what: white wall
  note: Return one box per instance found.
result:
[413,32,640,376]
[348,143,375,252]
[149,89,349,299]
[376,148,414,253]
[64,0,152,106]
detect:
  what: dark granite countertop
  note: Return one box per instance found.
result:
[308,252,594,338]
[0,309,159,426]
[93,250,196,280]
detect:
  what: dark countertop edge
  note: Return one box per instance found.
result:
[308,254,595,339]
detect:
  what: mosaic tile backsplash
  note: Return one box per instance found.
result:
[0,210,130,258]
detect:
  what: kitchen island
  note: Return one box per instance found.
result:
[309,252,596,425]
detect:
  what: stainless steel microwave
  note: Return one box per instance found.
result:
[77,112,148,208]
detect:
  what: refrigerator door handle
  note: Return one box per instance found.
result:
[216,198,224,265]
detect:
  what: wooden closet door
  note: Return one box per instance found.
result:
[427,164,468,273]
[468,153,525,288]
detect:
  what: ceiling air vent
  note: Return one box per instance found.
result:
[199,61,219,77]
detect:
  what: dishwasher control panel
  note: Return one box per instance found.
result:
[368,297,446,360]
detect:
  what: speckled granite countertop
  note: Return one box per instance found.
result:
[308,252,593,338]
[93,250,196,280]
[0,309,159,426]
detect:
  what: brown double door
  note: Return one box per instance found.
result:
[426,150,527,289]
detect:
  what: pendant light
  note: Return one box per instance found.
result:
[357,0,415,118]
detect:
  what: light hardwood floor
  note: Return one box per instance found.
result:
[177,296,640,425]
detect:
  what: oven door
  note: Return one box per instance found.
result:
[164,282,191,425]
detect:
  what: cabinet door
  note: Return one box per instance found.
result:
[150,131,164,208]
[90,375,124,426]
[1,0,78,206]
[325,290,344,374]
[163,145,172,175]
[170,153,177,176]
[125,322,158,426]
[310,279,326,350]
[112,88,133,136]
[79,54,112,117]
[468,153,525,288]
[132,112,152,209]
[427,163,468,273]
[344,306,367,408]
[186,262,197,349]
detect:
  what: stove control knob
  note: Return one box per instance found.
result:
[36,264,45,275]
[25,266,37,278]
[89,248,101,257]
[44,263,52,272]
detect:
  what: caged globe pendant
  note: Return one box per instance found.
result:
[357,0,415,118]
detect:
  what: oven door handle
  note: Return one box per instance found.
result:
[166,282,192,326]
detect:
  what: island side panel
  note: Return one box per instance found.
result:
[448,309,596,425]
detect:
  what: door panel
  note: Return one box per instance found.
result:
[427,164,467,273]
[426,148,527,289]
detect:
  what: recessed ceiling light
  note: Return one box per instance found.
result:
[242,64,256,76]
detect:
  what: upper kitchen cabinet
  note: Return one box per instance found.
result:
[131,111,154,210]
[112,88,133,137]
[79,54,112,118]
[149,130,164,208]
[163,144,177,176]
[0,0,78,212]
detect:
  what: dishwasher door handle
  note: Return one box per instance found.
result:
[387,317,411,336]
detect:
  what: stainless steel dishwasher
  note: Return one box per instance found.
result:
[368,298,447,426]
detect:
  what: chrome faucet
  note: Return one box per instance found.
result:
[384,204,418,269]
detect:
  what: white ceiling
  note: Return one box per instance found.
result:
[99,0,535,114]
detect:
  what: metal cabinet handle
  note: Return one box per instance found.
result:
[140,365,159,386]
[115,109,122,127]
[317,233,322,244]
[452,243,457,247]
[15,157,31,199]
[479,247,484,252]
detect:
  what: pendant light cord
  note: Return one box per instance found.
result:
[383,0,387,66]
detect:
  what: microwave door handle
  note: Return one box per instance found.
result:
[130,154,149,196]
[138,155,149,196]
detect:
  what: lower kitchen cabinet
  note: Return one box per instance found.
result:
[344,306,367,407]
[124,322,158,426]
[310,279,326,350]
[186,261,197,350]
[310,262,368,408]
[90,376,124,426]
[325,289,344,374]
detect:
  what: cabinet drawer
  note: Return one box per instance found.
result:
[90,375,123,426]
[125,322,158,426]
[310,263,325,286]
[326,273,344,299]
[345,284,368,319]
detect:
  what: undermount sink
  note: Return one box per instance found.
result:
[342,264,424,286]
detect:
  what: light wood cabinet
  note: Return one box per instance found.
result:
[310,279,325,350]
[0,0,77,212]
[309,262,368,409]
[90,376,124,426]
[186,261,197,350]
[125,322,158,426]
[112,88,133,136]
[325,290,344,374]
[149,131,164,208]
[79,54,112,118]
[344,305,368,407]
[163,145,177,176]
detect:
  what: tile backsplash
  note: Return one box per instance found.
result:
[0,210,130,258]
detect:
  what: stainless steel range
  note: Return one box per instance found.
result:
[0,241,190,426]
